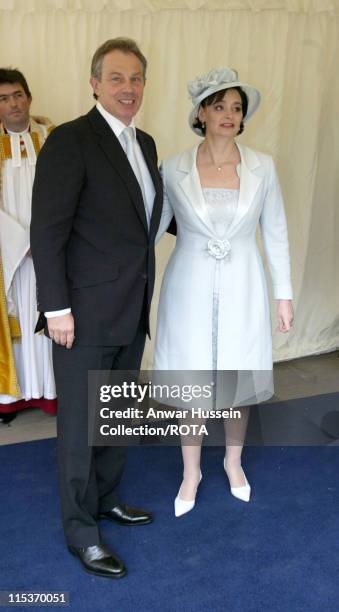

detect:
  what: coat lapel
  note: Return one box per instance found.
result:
[87,107,148,233]
[178,145,215,236]
[227,143,262,237]
[177,143,263,238]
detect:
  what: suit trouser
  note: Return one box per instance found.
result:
[52,322,146,547]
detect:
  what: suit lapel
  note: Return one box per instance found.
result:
[136,130,163,237]
[136,130,161,195]
[87,107,148,233]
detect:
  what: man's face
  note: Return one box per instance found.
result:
[0,82,31,132]
[90,50,145,125]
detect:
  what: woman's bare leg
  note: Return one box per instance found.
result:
[177,415,205,500]
[223,406,250,487]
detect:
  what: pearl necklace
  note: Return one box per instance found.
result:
[209,152,238,172]
[214,160,241,178]
[215,160,234,171]
[199,143,240,173]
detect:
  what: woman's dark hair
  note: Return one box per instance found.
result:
[0,68,31,98]
[193,86,248,135]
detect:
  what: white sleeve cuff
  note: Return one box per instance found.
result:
[273,285,293,300]
[45,308,72,318]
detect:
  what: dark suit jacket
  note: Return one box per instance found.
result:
[30,107,163,346]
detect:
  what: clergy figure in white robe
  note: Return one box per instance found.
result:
[0,68,56,413]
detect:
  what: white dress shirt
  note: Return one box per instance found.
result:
[45,102,156,319]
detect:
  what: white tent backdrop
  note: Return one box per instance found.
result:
[0,0,338,366]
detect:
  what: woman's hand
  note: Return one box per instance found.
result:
[276,299,294,333]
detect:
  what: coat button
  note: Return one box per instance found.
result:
[142,273,148,281]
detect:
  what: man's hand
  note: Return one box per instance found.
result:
[276,299,294,333]
[47,313,75,349]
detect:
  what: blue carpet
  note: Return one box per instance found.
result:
[1,438,339,611]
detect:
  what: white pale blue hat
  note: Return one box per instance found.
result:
[188,67,261,135]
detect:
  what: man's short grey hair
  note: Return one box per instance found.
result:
[91,37,147,81]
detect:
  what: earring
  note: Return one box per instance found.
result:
[202,122,206,129]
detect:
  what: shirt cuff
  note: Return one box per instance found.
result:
[45,308,71,318]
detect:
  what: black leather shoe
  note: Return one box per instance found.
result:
[68,544,126,578]
[98,503,153,526]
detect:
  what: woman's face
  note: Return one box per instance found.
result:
[198,88,243,138]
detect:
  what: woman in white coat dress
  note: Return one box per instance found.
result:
[154,68,294,516]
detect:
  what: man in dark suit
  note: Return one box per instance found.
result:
[30,38,163,579]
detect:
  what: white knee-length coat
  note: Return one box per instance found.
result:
[154,143,293,372]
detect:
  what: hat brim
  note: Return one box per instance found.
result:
[189,81,261,136]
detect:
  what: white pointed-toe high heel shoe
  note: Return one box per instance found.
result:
[223,458,251,502]
[174,472,202,517]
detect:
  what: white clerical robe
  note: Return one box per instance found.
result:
[0,118,56,403]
